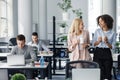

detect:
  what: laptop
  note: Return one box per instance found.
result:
[72,68,100,80]
[7,55,25,66]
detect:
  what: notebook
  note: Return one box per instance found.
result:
[7,55,25,66]
[72,68,100,80]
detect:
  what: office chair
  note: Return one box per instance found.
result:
[65,60,99,79]
[0,42,10,53]
[113,54,120,79]
[8,37,17,46]
[39,39,50,46]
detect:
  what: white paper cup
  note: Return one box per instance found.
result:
[80,37,84,44]
[102,36,104,42]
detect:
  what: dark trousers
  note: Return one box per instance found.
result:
[93,47,113,80]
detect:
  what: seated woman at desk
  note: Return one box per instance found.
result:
[28,32,51,53]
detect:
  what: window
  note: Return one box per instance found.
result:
[0,0,8,37]
[88,0,101,40]
[116,0,120,38]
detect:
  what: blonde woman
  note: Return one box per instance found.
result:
[68,18,92,62]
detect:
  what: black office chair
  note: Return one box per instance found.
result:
[65,60,99,79]
[113,54,120,79]
[8,37,17,46]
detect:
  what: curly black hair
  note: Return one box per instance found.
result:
[97,14,114,29]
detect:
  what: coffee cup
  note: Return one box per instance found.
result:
[102,36,104,42]
[80,37,84,44]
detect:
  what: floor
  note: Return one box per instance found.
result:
[50,60,116,80]
[52,75,65,80]
[28,60,116,80]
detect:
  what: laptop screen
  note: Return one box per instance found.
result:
[7,55,25,66]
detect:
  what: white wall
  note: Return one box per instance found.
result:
[13,0,18,37]
[102,0,116,31]
[32,0,47,40]
[32,0,39,32]
[72,0,88,28]
[31,0,116,41]
[46,0,88,41]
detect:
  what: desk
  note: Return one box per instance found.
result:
[0,62,49,80]
[112,53,119,61]
[0,53,11,61]
[37,53,53,79]
[47,45,68,74]
[0,46,9,48]
[47,45,67,49]
[0,53,11,57]
[0,46,13,52]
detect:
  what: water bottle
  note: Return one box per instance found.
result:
[39,56,44,66]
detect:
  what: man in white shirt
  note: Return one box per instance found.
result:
[28,32,50,52]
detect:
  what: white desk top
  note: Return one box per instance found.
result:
[47,45,67,48]
[0,52,119,61]
[0,52,53,57]
[0,53,11,57]
[0,62,48,69]
[0,46,13,48]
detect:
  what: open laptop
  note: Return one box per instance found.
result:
[7,55,25,66]
[72,68,100,80]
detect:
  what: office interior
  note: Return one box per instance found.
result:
[0,0,119,80]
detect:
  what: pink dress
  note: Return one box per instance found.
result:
[68,30,92,61]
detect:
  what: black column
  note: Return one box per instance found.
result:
[53,16,56,74]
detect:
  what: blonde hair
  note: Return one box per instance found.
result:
[68,18,83,35]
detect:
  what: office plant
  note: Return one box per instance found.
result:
[58,22,68,28]
[57,0,72,20]
[57,0,72,12]
[58,22,68,33]
[72,8,83,19]
[11,73,26,80]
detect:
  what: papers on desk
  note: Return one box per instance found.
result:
[39,51,53,54]
[38,51,53,56]
[34,62,48,68]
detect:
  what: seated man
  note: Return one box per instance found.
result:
[10,34,37,79]
[28,32,50,53]
[28,32,51,78]
[11,34,37,61]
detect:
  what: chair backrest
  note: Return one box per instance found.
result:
[39,39,50,46]
[65,60,99,79]
[9,37,17,46]
[118,55,120,68]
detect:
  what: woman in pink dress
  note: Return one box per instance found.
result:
[68,18,92,61]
